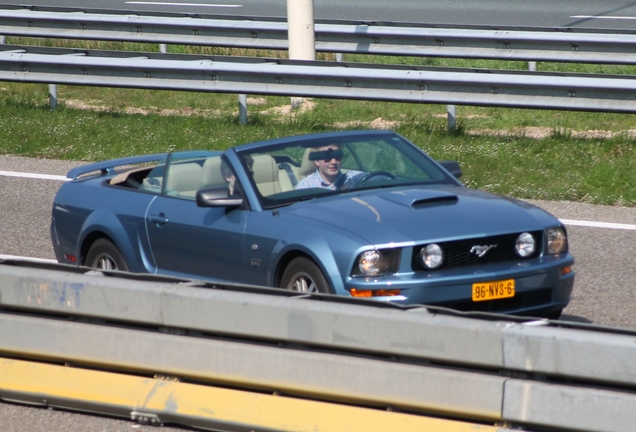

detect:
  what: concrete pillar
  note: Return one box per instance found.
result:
[287,0,315,109]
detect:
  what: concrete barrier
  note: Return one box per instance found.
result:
[0,261,635,431]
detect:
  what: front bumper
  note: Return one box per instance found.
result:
[343,253,575,317]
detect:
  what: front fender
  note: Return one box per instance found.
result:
[270,229,368,295]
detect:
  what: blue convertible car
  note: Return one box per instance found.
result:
[51,130,574,318]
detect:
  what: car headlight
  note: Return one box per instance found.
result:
[352,249,400,277]
[420,243,443,269]
[546,227,568,254]
[515,232,536,257]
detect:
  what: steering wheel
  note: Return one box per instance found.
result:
[358,170,397,183]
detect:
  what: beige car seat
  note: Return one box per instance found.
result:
[165,162,203,198]
[198,156,226,190]
[252,154,282,196]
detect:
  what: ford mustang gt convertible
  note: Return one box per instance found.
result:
[51,130,574,318]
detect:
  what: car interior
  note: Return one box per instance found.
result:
[106,139,420,201]
[108,152,311,200]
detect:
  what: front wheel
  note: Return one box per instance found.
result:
[85,239,129,271]
[281,257,332,294]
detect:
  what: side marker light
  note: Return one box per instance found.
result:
[64,253,77,263]
[560,266,572,276]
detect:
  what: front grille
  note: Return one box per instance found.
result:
[412,231,542,271]
[428,288,553,314]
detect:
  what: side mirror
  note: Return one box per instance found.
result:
[196,187,243,208]
[438,160,462,179]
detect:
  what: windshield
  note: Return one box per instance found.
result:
[236,132,458,208]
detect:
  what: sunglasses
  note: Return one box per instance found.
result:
[308,148,344,162]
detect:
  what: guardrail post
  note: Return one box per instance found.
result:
[447,105,456,133]
[238,94,248,125]
[335,53,343,62]
[528,61,537,72]
[0,36,5,44]
[159,44,167,54]
[287,0,316,109]
[49,85,58,110]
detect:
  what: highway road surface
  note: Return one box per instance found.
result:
[4,0,636,30]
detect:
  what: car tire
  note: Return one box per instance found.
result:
[85,239,129,271]
[281,257,333,294]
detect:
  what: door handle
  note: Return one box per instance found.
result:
[149,213,169,226]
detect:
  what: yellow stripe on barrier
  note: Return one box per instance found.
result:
[0,357,501,432]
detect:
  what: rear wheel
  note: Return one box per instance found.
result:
[85,239,129,271]
[281,257,332,294]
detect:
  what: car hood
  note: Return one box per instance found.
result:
[281,186,561,245]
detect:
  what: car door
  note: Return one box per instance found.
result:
[145,154,247,282]
[146,197,247,281]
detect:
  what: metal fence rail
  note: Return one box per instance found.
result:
[2,45,636,113]
[0,260,636,432]
[3,6,636,64]
[0,45,636,112]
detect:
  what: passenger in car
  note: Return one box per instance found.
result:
[221,155,254,195]
[295,143,363,190]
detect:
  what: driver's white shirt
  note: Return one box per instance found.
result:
[295,169,363,190]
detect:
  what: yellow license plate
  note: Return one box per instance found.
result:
[472,279,515,302]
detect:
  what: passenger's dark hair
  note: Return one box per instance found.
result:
[221,154,254,178]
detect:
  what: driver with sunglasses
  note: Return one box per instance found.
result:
[295,143,364,191]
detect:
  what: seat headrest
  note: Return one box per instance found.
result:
[300,148,317,177]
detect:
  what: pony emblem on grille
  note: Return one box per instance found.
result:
[470,245,497,257]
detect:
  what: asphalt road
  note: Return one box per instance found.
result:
[1,154,636,430]
[4,0,636,30]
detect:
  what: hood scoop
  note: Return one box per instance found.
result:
[411,194,458,208]
[378,189,459,208]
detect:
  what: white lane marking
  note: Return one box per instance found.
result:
[570,15,636,20]
[0,254,57,264]
[0,170,69,181]
[560,219,636,231]
[126,2,242,7]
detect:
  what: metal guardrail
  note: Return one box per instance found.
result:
[0,259,635,432]
[2,45,636,113]
[3,6,636,128]
[3,6,636,64]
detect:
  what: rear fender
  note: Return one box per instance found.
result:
[78,209,155,273]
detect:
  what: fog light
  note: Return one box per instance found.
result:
[515,232,535,257]
[421,244,443,269]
